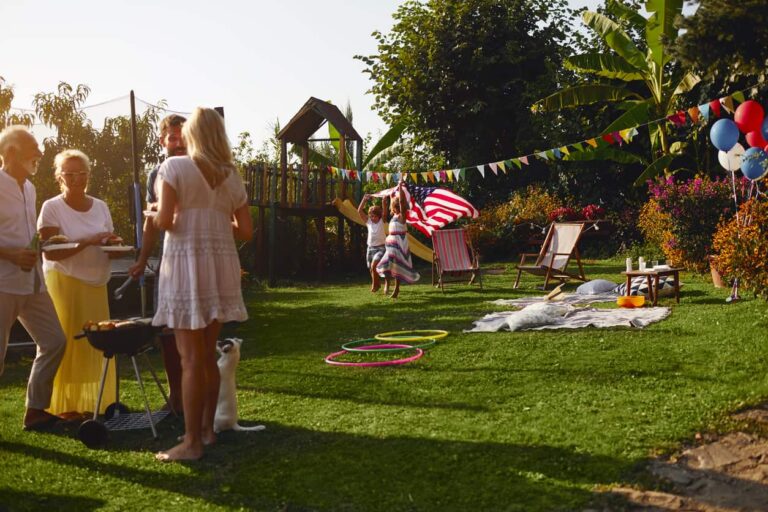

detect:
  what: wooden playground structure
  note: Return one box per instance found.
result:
[244,97,365,285]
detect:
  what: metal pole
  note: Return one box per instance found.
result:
[129,91,147,317]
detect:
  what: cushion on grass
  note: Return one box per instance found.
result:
[613,276,679,297]
[506,302,570,331]
[576,279,619,295]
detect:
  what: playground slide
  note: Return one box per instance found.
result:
[332,198,434,263]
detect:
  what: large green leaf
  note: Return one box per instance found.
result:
[633,153,676,186]
[565,146,646,165]
[565,53,645,81]
[291,144,334,168]
[601,100,652,133]
[534,84,641,111]
[328,122,341,155]
[583,11,648,72]
[672,70,701,96]
[362,121,406,170]
[646,0,683,68]
[606,0,648,30]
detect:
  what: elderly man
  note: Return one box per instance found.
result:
[129,114,186,414]
[0,125,66,430]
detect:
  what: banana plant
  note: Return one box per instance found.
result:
[533,0,699,185]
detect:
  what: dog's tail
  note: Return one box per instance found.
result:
[232,423,266,432]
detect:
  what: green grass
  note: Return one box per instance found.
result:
[2,259,768,511]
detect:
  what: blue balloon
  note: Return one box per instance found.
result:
[710,118,740,151]
[761,116,768,141]
[740,146,768,181]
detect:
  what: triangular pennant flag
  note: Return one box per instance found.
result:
[708,99,721,118]
[720,96,735,114]
[498,160,506,173]
[519,156,529,165]
[559,146,570,156]
[619,128,632,142]
[535,151,547,160]
[438,170,446,182]
[630,127,639,138]
[385,173,392,184]
[489,162,498,174]
[552,148,562,159]
[366,171,373,182]
[421,172,429,182]
[546,149,556,159]
[410,172,418,183]
[452,169,461,181]
[601,134,615,145]
[571,142,585,152]
[511,158,522,169]
[698,103,710,121]
[586,138,598,148]
[732,91,746,103]
[446,170,453,182]
[687,106,700,124]
[349,170,357,181]
[476,165,485,178]
[460,168,467,180]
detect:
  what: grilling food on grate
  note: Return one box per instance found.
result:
[82,319,142,332]
[43,234,70,246]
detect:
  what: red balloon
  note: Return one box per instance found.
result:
[746,130,768,148]
[734,100,765,133]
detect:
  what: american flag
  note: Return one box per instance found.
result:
[373,185,479,236]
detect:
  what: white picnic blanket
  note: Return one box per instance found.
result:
[466,304,670,332]
[490,292,617,308]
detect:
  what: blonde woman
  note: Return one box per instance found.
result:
[153,107,252,462]
[37,149,120,418]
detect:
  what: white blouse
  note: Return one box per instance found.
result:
[37,195,114,286]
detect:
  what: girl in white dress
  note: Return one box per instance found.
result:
[377,181,420,298]
[153,108,252,462]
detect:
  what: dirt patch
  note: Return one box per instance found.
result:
[591,405,768,511]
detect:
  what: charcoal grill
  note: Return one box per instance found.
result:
[74,318,174,448]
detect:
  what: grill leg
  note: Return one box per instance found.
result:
[93,357,111,420]
[141,352,175,416]
[131,356,158,439]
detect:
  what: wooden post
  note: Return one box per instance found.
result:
[319,166,327,207]
[315,216,325,281]
[280,140,288,206]
[339,133,347,200]
[301,144,309,207]
[269,160,279,287]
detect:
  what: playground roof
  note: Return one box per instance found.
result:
[278,97,362,144]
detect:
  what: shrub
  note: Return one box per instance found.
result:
[642,175,737,272]
[547,206,581,222]
[581,204,605,220]
[712,198,768,299]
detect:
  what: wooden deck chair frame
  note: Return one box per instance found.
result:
[431,228,482,292]
[513,222,587,290]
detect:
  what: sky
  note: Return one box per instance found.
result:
[2,0,625,148]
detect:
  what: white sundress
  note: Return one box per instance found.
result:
[152,156,248,330]
[377,216,420,284]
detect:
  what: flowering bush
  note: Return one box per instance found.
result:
[581,204,605,220]
[712,199,768,299]
[547,206,580,222]
[641,175,738,272]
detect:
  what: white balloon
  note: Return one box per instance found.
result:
[718,142,745,172]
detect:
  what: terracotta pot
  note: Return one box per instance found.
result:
[708,255,726,288]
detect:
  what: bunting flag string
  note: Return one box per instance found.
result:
[324,83,763,185]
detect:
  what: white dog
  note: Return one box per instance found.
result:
[213,338,266,433]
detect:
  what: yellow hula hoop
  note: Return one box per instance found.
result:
[374,329,449,342]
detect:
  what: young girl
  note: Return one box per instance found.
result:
[153,107,252,462]
[377,181,420,298]
[357,193,387,292]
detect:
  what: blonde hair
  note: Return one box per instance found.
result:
[182,107,235,188]
[0,126,35,159]
[53,149,91,180]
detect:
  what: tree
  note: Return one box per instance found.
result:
[675,0,768,84]
[533,0,700,185]
[0,77,35,129]
[357,0,575,201]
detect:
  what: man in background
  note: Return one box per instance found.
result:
[129,114,186,414]
[0,126,66,430]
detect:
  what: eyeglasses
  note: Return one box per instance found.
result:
[61,172,88,178]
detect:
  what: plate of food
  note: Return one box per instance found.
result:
[100,235,133,252]
[41,234,79,251]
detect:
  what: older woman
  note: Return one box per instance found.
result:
[37,150,120,418]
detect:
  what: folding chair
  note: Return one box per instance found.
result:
[513,222,587,289]
[432,228,482,291]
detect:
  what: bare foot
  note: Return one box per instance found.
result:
[155,442,204,462]
[390,283,400,299]
[176,432,216,446]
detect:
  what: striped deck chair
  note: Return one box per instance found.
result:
[432,228,482,291]
[513,222,587,290]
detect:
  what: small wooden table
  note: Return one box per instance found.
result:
[621,267,682,306]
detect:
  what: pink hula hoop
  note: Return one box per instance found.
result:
[324,344,424,367]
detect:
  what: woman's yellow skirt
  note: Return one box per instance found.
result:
[45,269,116,415]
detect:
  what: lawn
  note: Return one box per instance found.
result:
[1,259,768,511]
